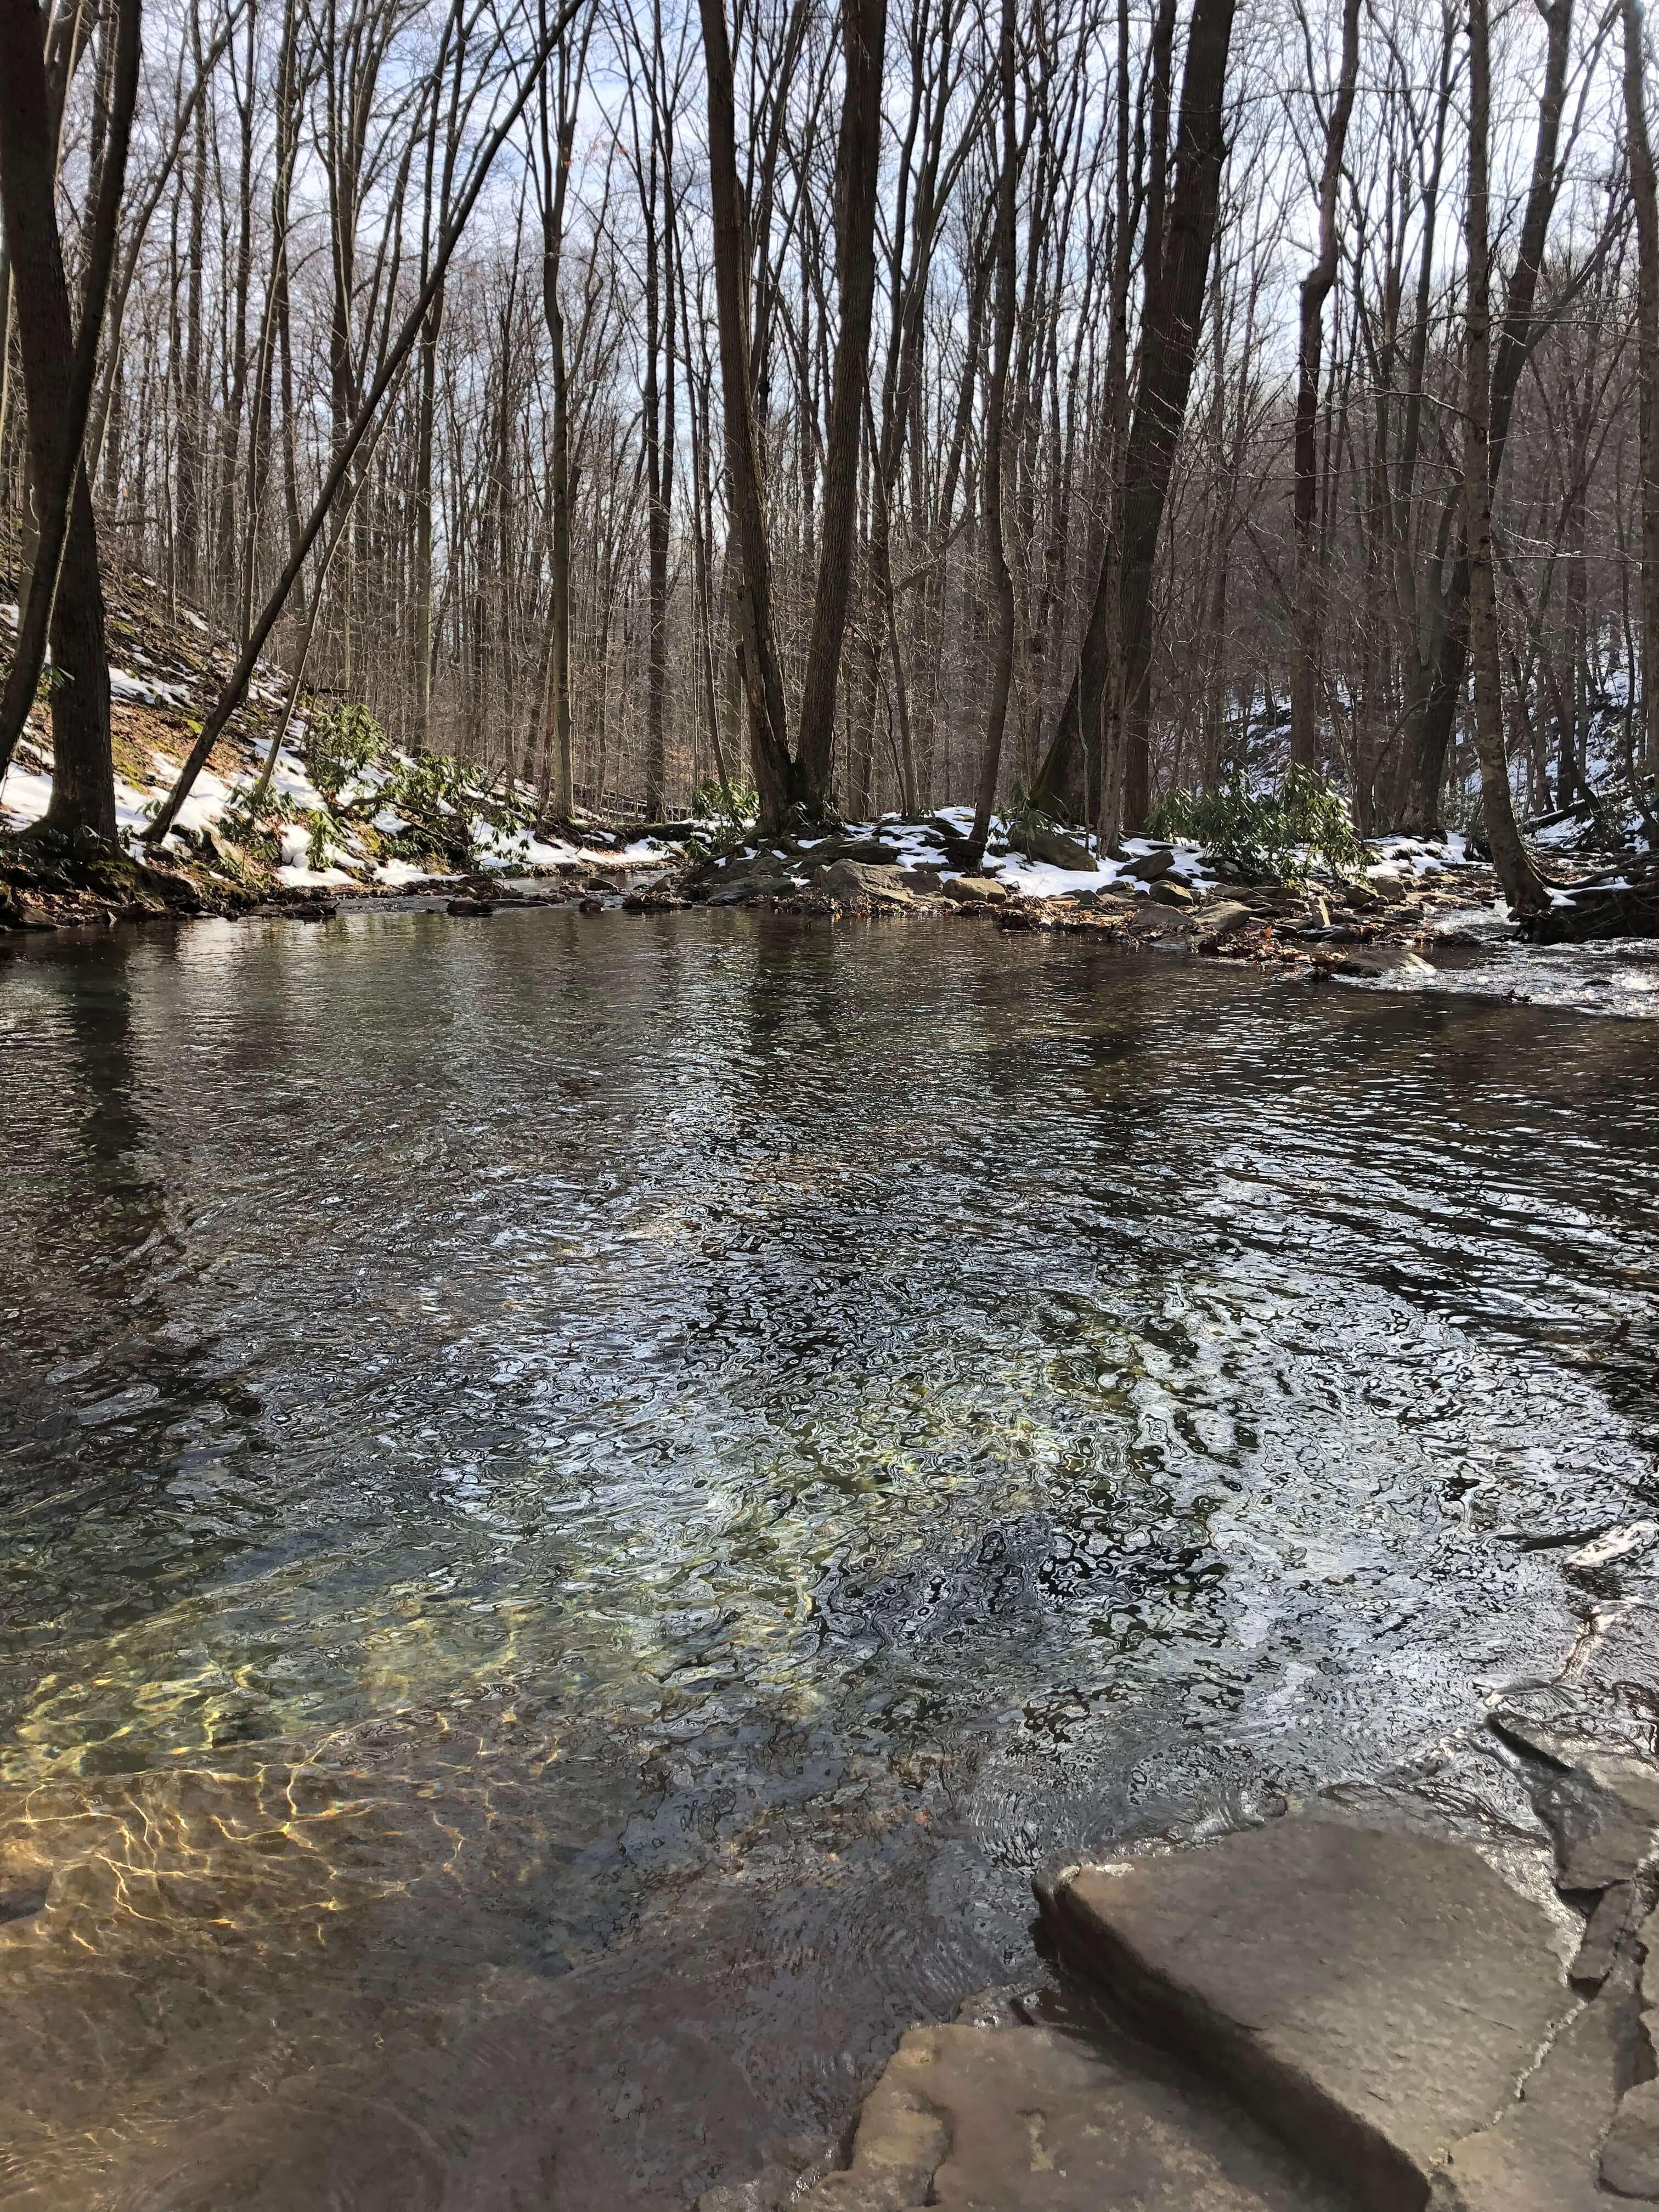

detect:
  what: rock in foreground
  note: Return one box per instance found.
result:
[787,2019,1342,2211]
[1040,1814,1576,2212]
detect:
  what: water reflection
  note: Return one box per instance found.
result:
[1,913,1657,2205]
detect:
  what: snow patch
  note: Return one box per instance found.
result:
[111,668,191,709]
[276,862,356,888]
[0,764,53,828]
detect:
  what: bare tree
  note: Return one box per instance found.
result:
[968,0,1017,852]
[794,0,888,803]
[0,0,141,833]
[1,0,1643,864]
[1287,0,1360,774]
[1626,0,1658,780]
[1465,0,1548,914]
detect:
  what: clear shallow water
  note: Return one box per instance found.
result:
[1,909,1657,2208]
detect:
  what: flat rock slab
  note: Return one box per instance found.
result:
[792,2023,1344,2211]
[1489,1707,1659,1890]
[1430,1968,1640,2209]
[1041,1814,1575,2212]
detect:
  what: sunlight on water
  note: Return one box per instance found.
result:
[2,910,1657,2205]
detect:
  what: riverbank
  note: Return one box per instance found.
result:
[14,803,1659,1029]
[5,573,1650,978]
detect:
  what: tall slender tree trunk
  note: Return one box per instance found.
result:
[1034,0,1235,828]
[176,7,206,603]
[213,0,256,613]
[0,0,138,837]
[1626,0,1659,782]
[969,0,1018,853]
[537,5,588,814]
[1465,0,1547,917]
[697,0,794,827]
[1288,0,1361,774]
[641,8,675,821]
[1398,0,1572,833]
[794,0,888,810]
[1116,0,1237,829]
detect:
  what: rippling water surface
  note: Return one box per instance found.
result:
[2,910,1657,2208]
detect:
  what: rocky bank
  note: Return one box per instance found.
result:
[695,1525,1659,2210]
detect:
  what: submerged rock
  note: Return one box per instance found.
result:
[696,2162,800,2210]
[1570,1880,1638,1988]
[1336,947,1435,980]
[1489,1707,1659,1889]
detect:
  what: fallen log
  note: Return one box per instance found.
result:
[1522,861,1659,943]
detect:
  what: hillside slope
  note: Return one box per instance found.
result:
[1,568,667,924]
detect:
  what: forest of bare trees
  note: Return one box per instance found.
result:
[2,0,1657,908]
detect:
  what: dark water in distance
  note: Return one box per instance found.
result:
[2,909,1657,2208]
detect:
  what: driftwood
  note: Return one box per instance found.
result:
[1522,860,1659,942]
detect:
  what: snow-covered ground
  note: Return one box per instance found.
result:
[709,810,1221,900]
[1372,832,1470,874]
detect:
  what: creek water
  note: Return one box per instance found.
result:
[2,909,1657,2209]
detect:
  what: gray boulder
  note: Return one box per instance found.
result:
[1198,899,1254,942]
[818,860,912,905]
[1041,1814,1575,2212]
[1602,2078,1659,2200]
[1018,825,1097,871]
[1490,1708,1659,1889]
[811,836,905,867]
[1433,1964,1643,2209]
[1126,846,1177,882]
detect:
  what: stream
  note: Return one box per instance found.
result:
[2,909,1657,2208]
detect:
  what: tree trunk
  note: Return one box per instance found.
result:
[696,0,794,828]
[1032,0,1236,828]
[537,7,585,815]
[149,0,581,840]
[177,8,205,604]
[1288,0,1361,774]
[0,0,139,837]
[969,0,1018,853]
[794,0,888,812]
[1465,0,1547,917]
[1116,0,1237,829]
[1627,0,1659,783]
[1398,0,1572,832]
